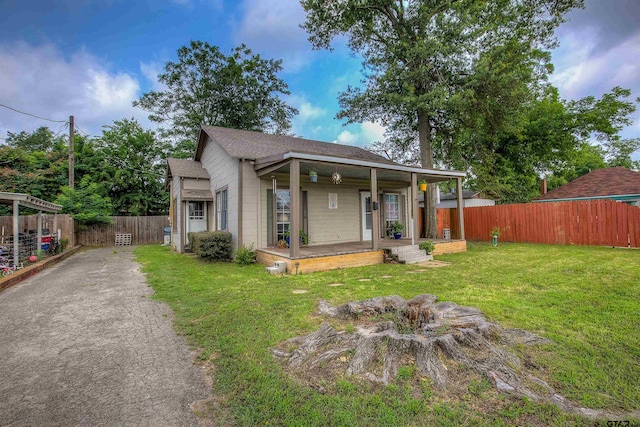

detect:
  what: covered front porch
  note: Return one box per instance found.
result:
[254,151,466,273]
[256,238,466,275]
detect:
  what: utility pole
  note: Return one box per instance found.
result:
[69,115,74,189]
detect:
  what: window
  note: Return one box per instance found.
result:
[385,193,399,236]
[172,198,177,231]
[276,189,290,242]
[216,189,227,230]
[189,201,204,219]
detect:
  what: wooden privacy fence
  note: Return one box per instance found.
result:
[418,208,461,239]
[447,199,640,247]
[76,216,169,246]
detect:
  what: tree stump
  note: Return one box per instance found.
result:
[274,294,617,418]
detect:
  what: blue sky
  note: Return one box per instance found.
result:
[0,0,638,160]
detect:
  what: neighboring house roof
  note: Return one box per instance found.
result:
[536,167,640,202]
[418,190,495,204]
[196,125,397,165]
[166,158,210,180]
[440,190,487,201]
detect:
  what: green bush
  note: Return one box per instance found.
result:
[234,243,256,266]
[189,231,232,261]
[187,232,200,253]
[419,240,435,255]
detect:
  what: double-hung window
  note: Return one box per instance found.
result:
[276,189,290,242]
[216,189,227,231]
[385,193,400,236]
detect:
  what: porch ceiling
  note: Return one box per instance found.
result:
[255,156,464,183]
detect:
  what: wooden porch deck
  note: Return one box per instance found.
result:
[256,239,466,274]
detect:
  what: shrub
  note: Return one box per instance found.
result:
[419,241,435,255]
[189,231,232,261]
[234,243,256,266]
[59,238,69,251]
[187,232,200,253]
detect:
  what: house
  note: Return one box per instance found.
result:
[165,126,467,273]
[535,167,640,206]
[417,190,496,209]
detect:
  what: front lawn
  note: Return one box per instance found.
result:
[135,243,639,426]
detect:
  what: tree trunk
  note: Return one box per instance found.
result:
[418,109,437,238]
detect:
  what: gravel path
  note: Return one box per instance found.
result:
[0,246,210,426]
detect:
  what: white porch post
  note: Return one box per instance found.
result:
[456,177,465,240]
[12,200,19,265]
[370,168,379,250]
[290,159,300,259]
[411,173,418,245]
[37,211,43,254]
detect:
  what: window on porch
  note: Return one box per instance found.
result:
[385,193,399,236]
[276,189,290,242]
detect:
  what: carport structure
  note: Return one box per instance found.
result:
[0,192,62,265]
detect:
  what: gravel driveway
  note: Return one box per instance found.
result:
[0,247,210,426]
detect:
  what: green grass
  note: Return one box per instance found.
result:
[135,242,640,426]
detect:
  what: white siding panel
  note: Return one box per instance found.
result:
[242,160,260,248]
[200,136,239,248]
[183,178,210,190]
[437,198,495,209]
[306,184,361,244]
[171,177,182,252]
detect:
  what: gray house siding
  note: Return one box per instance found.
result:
[200,136,240,249]
[259,175,412,247]
[241,159,260,249]
[171,177,182,252]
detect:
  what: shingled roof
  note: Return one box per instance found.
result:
[536,167,640,201]
[197,125,397,165]
[166,158,210,180]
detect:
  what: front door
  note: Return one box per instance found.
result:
[361,192,372,241]
[187,201,207,238]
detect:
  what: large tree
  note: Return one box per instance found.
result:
[134,41,298,157]
[301,0,582,237]
[472,87,639,202]
[97,118,169,216]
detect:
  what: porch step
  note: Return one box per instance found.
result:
[390,245,420,256]
[391,245,432,264]
[266,260,288,275]
[403,254,434,264]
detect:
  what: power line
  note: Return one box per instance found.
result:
[0,103,68,124]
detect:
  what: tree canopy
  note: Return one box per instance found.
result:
[134,41,298,157]
[301,0,583,236]
[0,119,169,217]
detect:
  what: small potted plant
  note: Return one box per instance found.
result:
[283,230,309,246]
[309,170,318,183]
[419,240,435,255]
[390,221,404,239]
[299,230,309,246]
[418,180,427,192]
[490,226,502,246]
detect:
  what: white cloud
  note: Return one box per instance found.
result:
[140,61,167,92]
[551,33,640,100]
[0,41,151,138]
[335,121,386,147]
[551,31,640,161]
[287,94,326,137]
[234,0,312,71]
